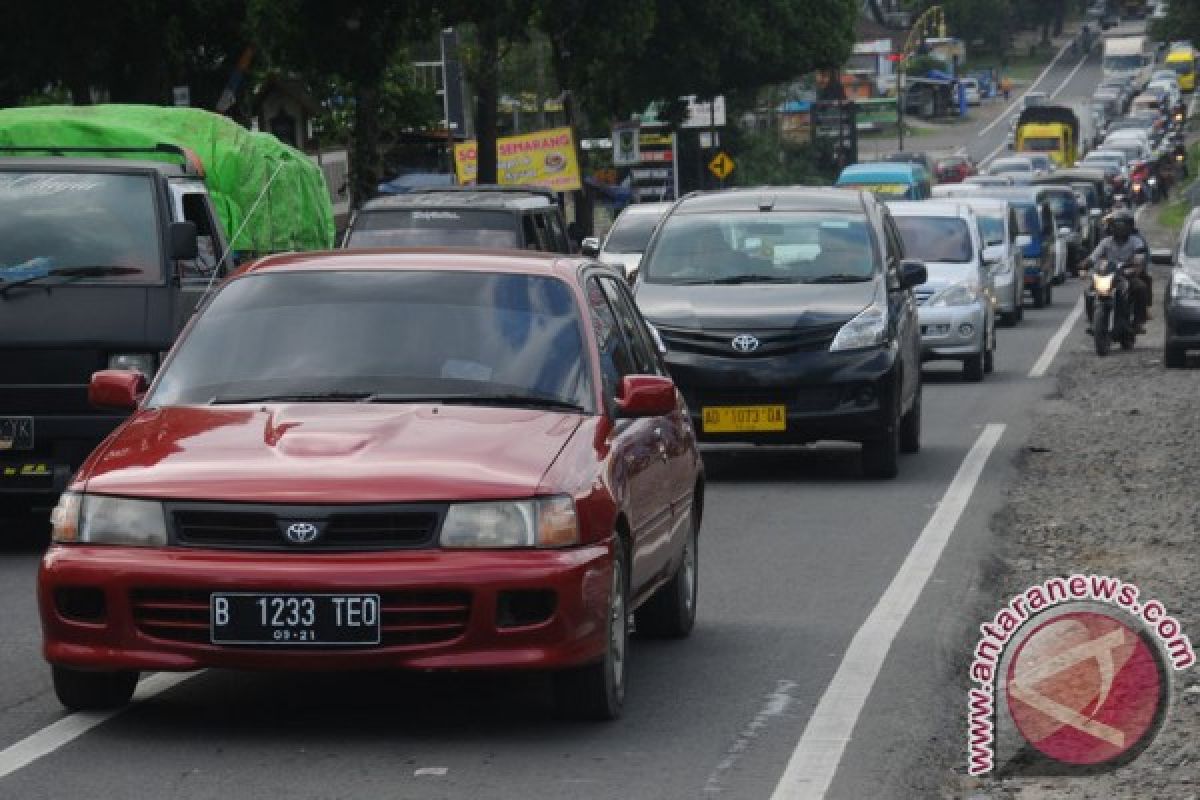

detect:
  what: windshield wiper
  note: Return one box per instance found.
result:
[685,274,796,285]
[803,274,870,284]
[209,390,376,404]
[367,393,586,412]
[0,266,144,298]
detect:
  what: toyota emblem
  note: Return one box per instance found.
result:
[731,334,760,353]
[283,522,321,544]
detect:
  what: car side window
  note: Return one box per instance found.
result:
[180,193,223,282]
[521,214,544,251]
[585,277,636,398]
[598,276,660,375]
[544,211,569,253]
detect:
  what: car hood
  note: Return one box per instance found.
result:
[634,279,876,329]
[82,404,584,503]
[920,262,979,292]
[598,252,642,277]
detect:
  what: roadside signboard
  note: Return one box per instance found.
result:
[453,126,582,191]
[628,128,679,201]
[612,122,640,166]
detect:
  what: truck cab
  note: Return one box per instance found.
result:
[0,147,229,515]
[1014,106,1082,168]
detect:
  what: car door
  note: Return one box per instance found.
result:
[881,210,919,406]
[583,274,672,596]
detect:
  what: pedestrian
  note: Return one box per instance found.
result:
[1000,76,1012,102]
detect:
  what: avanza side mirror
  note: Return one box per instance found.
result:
[89,369,147,411]
[169,220,199,260]
[580,237,601,257]
[615,375,676,418]
[898,259,927,289]
[982,244,1004,266]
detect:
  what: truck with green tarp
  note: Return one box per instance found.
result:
[0,105,335,517]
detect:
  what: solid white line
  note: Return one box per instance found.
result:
[1029,294,1085,378]
[1050,55,1089,100]
[0,671,197,781]
[977,38,1075,138]
[769,423,1007,800]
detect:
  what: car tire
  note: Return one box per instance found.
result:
[899,380,921,455]
[1032,283,1046,309]
[963,351,985,382]
[554,536,628,721]
[862,402,900,479]
[984,334,995,374]
[635,510,698,639]
[1044,280,1053,307]
[1014,299,1024,323]
[52,666,138,712]
[1165,344,1186,368]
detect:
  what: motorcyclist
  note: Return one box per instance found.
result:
[1080,209,1150,334]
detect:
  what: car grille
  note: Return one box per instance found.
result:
[656,325,842,357]
[130,588,471,647]
[681,385,848,414]
[169,504,444,551]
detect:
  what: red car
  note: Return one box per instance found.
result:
[934,155,977,184]
[39,250,704,720]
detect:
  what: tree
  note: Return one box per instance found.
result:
[249,0,437,207]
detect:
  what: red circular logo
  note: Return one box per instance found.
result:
[1006,611,1166,766]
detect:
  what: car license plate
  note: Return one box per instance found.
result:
[701,405,786,433]
[0,417,33,451]
[210,593,381,646]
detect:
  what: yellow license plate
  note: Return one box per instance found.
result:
[701,405,786,433]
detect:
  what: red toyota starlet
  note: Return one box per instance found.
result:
[39,249,703,720]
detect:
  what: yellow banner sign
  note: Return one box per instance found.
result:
[454,127,582,192]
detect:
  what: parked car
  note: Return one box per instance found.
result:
[934,155,977,183]
[633,188,927,479]
[888,202,997,380]
[1165,208,1200,367]
[956,196,1025,324]
[342,187,573,253]
[582,201,672,280]
[40,249,704,720]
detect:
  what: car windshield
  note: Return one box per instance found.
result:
[640,211,876,284]
[1014,206,1040,235]
[1103,55,1144,71]
[148,270,592,410]
[1043,193,1076,221]
[0,171,161,284]
[991,161,1032,174]
[603,209,665,254]
[976,214,1005,246]
[893,216,973,263]
[345,209,521,248]
[1022,139,1061,153]
[1173,61,1194,75]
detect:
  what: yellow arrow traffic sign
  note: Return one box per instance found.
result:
[708,151,735,180]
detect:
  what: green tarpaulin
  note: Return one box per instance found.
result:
[0,104,335,252]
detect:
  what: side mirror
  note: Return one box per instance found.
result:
[982,244,1004,265]
[169,220,199,260]
[1151,248,1175,265]
[580,237,600,257]
[1058,226,1073,237]
[1014,233,1034,249]
[898,259,928,289]
[89,369,147,411]
[615,375,676,418]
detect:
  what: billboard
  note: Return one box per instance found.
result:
[453,127,582,191]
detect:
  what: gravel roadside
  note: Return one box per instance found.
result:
[949,197,1200,798]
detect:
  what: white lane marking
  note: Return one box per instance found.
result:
[414,767,449,777]
[0,671,197,781]
[1029,294,1085,378]
[703,680,798,794]
[977,38,1075,137]
[769,424,1006,800]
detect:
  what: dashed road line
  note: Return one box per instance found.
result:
[1029,294,1085,378]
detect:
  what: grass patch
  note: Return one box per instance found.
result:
[1157,141,1200,233]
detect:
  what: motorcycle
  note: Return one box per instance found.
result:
[1085,259,1140,356]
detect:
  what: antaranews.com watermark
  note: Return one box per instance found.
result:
[968,573,1195,775]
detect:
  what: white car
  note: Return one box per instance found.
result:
[888,201,998,381]
[988,156,1039,179]
[956,196,1025,325]
[961,78,982,106]
[583,201,672,279]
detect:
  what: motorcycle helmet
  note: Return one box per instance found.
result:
[1111,209,1135,240]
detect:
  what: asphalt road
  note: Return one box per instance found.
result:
[0,42,1121,800]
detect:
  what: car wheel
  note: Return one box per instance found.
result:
[52,666,138,711]
[984,333,995,374]
[636,509,698,639]
[1032,283,1046,309]
[1044,280,1053,307]
[963,351,985,382]
[1014,298,1024,323]
[554,536,628,721]
[899,379,921,454]
[1165,344,1186,368]
[862,402,900,479]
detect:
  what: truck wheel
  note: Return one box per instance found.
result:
[52,666,138,711]
[554,536,628,720]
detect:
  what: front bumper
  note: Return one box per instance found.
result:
[1165,303,1200,350]
[918,304,985,360]
[665,344,900,445]
[39,543,613,672]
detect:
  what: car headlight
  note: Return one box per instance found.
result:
[829,301,888,352]
[108,353,157,378]
[439,496,579,549]
[927,282,980,307]
[1170,270,1200,304]
[51,492,167,546]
